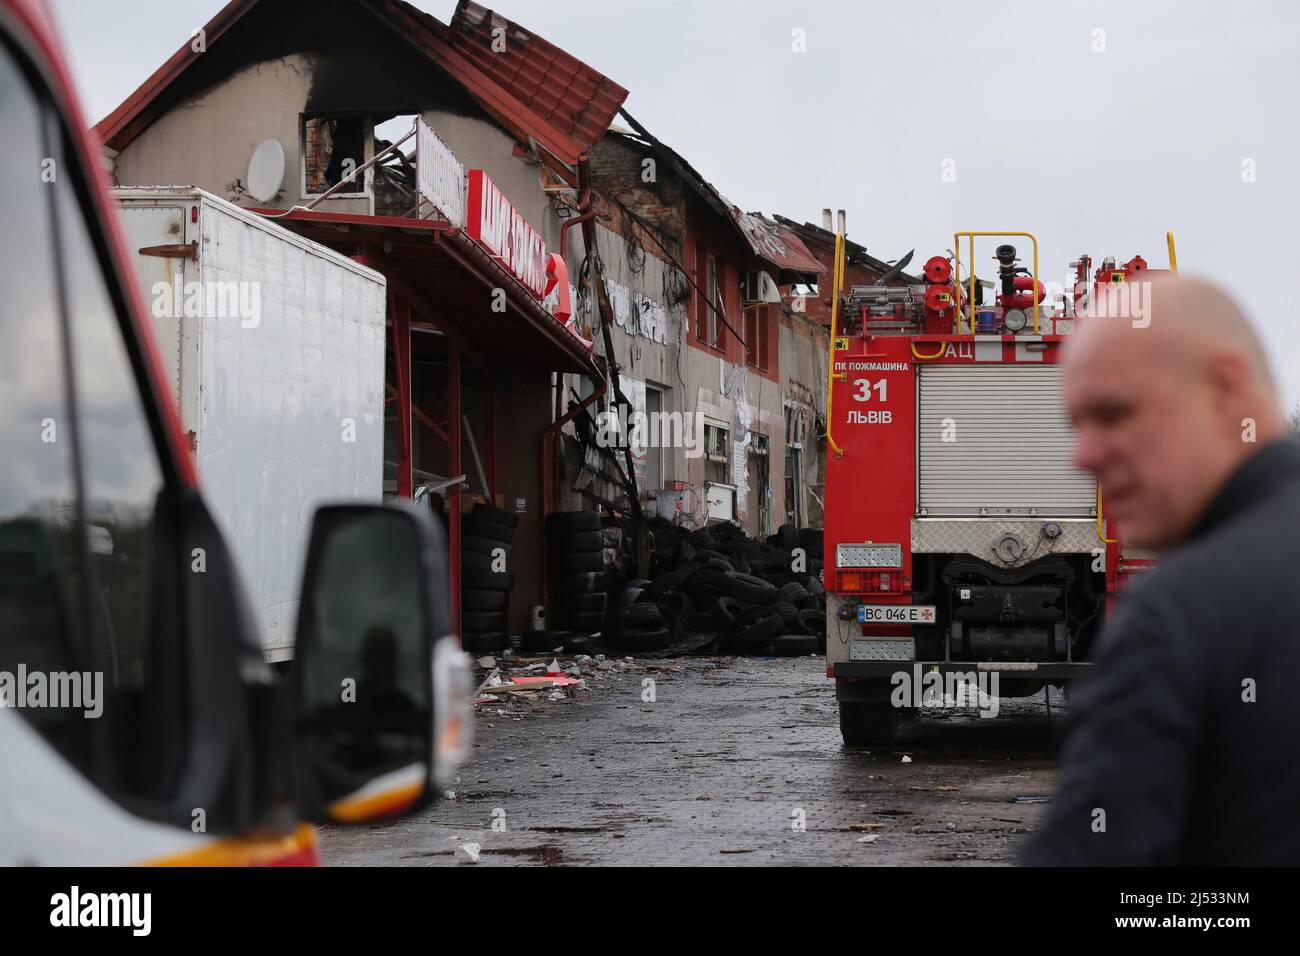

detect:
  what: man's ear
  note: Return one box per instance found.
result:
[1204,349,1250,416]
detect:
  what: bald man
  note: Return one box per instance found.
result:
[1022,273,1300,865]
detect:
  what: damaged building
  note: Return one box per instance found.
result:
[93,0,849,645]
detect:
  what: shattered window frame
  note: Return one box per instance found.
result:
[300,113,373,198]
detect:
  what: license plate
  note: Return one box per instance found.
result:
[857,604,936,624]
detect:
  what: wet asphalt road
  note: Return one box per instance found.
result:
[319,655,1068,866]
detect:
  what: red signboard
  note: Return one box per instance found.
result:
[466,168,549,299]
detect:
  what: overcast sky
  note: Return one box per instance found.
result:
[48,0,1300,409]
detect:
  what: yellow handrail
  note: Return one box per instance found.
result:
[825,231,847,459]
[953,231,1041,335]
[911,341,946,360]
[1097,484,1118,544]
[1167,230,1178,272]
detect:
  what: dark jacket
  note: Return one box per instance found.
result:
[1022,437,1300,865]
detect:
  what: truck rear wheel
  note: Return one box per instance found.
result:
[838,701,902,746]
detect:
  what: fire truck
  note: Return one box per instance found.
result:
[822,228,1169,743]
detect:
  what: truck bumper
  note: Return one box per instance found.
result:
[833,660,1092,681]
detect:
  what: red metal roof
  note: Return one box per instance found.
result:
[94,0,627,168]
[729,210,826,277]
[437,0,627,165]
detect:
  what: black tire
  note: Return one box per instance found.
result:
[471,503,520,529]
[610,626,672,652]
[643,568,692,598]
[551,549,604,573]
[551,530,603,552]
[686,528,717,549]
[685,612,714,633]
[722,571,778,605]
[462,588,508,612]
[726,610,784,653]
[712,596,745,630]
[462,610,507,633]
[555,609,604,632]
[771,600,801,629]
[797,609,826,634]
[655,601,681,639]
[553,571,604,594]
[462,632,509,653]
[546,511,601,533]
[462,550,508,571]
[615,603,664,630]
[461,567,514,591]
[776,523,799,551]
[727,604,774,630]
[777,581,810,603]
[462,516,514,543]
[554,591,607,613]
[762,633,820,657]
[610,586,646,613]
[687,584,721,608]
[694,557,734,573]
[685,567,730,591]
[839,701,903,746]
[463,535,511,558]
[663,591,695,618]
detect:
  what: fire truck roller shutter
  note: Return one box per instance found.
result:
[917,365,1095,517]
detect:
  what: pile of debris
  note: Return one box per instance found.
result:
[528,516,826,656]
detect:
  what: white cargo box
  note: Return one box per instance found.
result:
[113,187,388,662]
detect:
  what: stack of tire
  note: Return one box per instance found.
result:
[700,569,824,657]
[613,519,827,656]
[546,511,608,637]
[601,579,675,652]
[459,503,517,653]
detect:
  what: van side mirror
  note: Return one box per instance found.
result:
[290,504,471,824]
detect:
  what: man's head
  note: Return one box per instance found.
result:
[1063,273,1284,551]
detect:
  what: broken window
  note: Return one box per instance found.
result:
[372,113,419,217]
[302,115,368,195]
[704,418,730,485]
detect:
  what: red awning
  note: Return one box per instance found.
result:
[251,207,599,374]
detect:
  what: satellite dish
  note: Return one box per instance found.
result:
[246,139,285,202]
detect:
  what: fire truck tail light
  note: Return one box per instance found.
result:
[836,570,906,594]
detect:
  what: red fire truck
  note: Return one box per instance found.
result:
[822,229,1167,743]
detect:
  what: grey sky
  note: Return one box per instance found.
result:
[47,0,1300,408]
